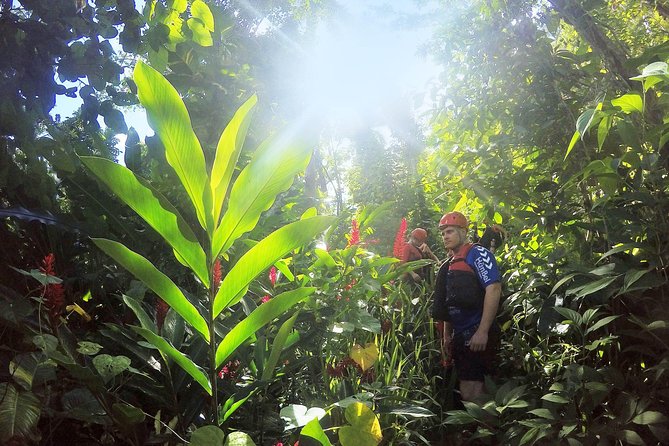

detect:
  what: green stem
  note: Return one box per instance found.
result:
[209,276,219,425]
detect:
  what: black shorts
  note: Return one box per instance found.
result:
[452,325,499,381]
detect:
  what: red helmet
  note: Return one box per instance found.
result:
[439,211,468,229]
[410,228,427,242]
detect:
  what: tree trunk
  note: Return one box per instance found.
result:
[548,0,634,89]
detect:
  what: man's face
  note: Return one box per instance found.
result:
[440,226,463,250]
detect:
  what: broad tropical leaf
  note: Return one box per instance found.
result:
[92,238,209,342]
[133,61,213,233]
[211,134,314,258]
[82,157,208,286]
[300,418,332,446]
[213,216,334,317]
[190,425,225,446]
[261,312,299,381]
[0,383,41,443]
[215,288,315,367]
[123,295,157,332]
[338,402,382,446]
[211,94,257,225]
[131,326,211,395]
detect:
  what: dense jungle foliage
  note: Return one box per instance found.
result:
[1,0,668,445]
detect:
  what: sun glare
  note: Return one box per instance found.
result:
[287,9,438,129]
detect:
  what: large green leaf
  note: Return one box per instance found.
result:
[133,61,213,233]
[0,383,41,443]
[131,326,211,395]
[611,93,643,114]
[92,354,131,383]
[338,402,382,446]
[300,418,332,446]
[211,134,314,258]
[190,0,214,31]
[81,157,208,286]
[92,238,209,342]
[213,216,334,317]
[261,312,298,381]
[223,431,257,446]
[210,95,257,225]
[190,425,225,446]
[215,288,314,367]
[123,294,157,332]
[574,276,619,299]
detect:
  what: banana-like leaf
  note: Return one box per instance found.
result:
[211,133,313,259]
[211,94,257,225]
[213,216,334,317]
[0,383,41,443]
[0,207,83,234]
[82,157,208,286]
[261,312,298,381]
[131,326,211,395]
[134,61,213,233]
[92,238,209,342]
[216,288,314,368]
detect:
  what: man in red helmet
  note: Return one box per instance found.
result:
[401,227,438,282]
[432,211,502,401]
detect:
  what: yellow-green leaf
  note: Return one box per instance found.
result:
[213,216,334,317]
[215,288,314,367]
[611,93,643,114]
[134,61,213,233]
[92,238,209,342]
[187,18,213,47]
[81,157,208,286]
[191,0,214,31]
[211,95,257,225]
[212,134,313,258]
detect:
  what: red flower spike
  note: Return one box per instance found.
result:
[212,259,222,293]
[346,218,360,247]
[393,218,407,258]
[269,266,277,287]
[40,254,65,320]
[156,299,169,331]
[261,295,271,304]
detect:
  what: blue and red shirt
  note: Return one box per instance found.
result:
[432,244,500,333]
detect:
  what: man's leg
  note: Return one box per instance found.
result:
[459,380,484,402]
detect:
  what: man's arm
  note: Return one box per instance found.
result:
[420,243,439,261]
[468,282,501,352]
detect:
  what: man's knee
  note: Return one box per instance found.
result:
[459,380,484,401]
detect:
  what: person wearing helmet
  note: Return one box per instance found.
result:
[401,227,438,283]
[432,211,502,402]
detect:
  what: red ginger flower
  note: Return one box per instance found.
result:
[346,218,360,247]
[269,266,277,287]
[218,359,240,380]
[156,299,169,331]
[40,254,65,320]
[213,259,222,293]
[393,218,407,258]
[261,294,271,304]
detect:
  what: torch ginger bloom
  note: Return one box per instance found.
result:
[212,259,222,293]
[346,218,360,247]
[392,217,408,258]
[269,266,277,287]
[40,253,65,321]
[156,299,169,331]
